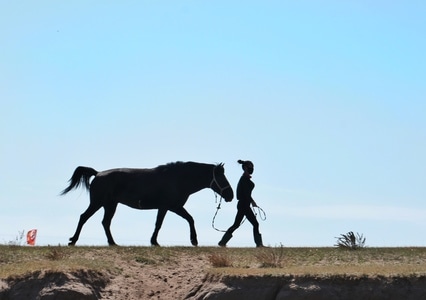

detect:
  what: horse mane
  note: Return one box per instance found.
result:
[155,161,185,172]
[155,161,221,174]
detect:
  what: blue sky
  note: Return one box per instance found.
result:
[1,1,425,247]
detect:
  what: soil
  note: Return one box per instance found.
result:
[1,251,426,300]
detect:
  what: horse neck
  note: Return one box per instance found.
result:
[182,162,213,194]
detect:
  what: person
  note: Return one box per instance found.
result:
[218,160,264,247]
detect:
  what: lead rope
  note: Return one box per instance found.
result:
[210,166,231,232]
[212,192,227,232]
[253,205,267,221]
[211,191,267,232]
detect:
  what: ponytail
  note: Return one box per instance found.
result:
[237,159,253,170]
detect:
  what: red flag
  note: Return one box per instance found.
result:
[26,229,37,246]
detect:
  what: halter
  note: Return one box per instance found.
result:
[209,166,231,195]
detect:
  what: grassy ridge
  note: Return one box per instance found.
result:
[1,246,426,279]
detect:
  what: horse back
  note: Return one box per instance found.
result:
[90,168,179,208]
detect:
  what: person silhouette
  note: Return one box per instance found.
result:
[218,160,263,247]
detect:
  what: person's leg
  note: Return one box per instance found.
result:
[245,209,263,247]
[218,210,245,246]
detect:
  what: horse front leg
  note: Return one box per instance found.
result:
[151,208,168,246]
[170,207,198,246]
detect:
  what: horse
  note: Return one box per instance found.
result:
[60,161,234,246]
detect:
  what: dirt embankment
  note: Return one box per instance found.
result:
[0,270,108,300]
[189,274,426,300]
[2,271,426,300]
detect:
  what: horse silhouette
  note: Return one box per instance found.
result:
[61,161,234,246]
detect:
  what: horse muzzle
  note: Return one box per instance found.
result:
[223,189,234,202]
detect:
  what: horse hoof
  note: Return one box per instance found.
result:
[150,238,160,247]
[151,240,160,247]
[191,239,198,247]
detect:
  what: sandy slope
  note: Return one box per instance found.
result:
[100,252,208,299]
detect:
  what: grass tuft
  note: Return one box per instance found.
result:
[135,256,157,265]
[45,246,68,261]
[254,244,285,268]
[208,251,233,267]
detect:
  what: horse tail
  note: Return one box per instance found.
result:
[60,166,98,195]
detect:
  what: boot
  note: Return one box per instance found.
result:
[218,232,233,247]
[254,233,264,247]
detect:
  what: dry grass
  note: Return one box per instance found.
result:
[1,246,426,280]
[208,251,233,267]
[254,244,285,268]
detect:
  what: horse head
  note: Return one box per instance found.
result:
[210,163,234,202]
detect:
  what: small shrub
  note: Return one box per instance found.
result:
[255,243,285,268]
[335,231,366,250]
[208,252,232,267]
[6,230,25,246]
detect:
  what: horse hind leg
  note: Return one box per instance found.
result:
[102,203,118,246]
[170,207,198,246]
[69,203,101,246]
